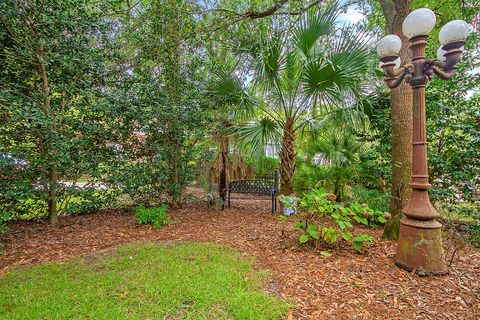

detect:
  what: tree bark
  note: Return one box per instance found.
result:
[48,167,58,224]
[279,119,295,195]
[165,0,183,206]
[218,122,229,199]
[37,43,59,224]
[379,0,413,240]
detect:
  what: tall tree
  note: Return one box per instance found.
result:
[0,0,116,223]
[112,0,212,206]
[212,2,373,194]
[378,0,412,240]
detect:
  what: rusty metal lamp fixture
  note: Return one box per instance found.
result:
[376,8,471,275]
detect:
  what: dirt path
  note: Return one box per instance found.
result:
[1,201,479,319]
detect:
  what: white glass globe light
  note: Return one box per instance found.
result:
[437,46,464,62]
[436,47,446,62]
[393,57,401,68]
[402,8,436,38]
[380,57,401,69]
[439,20,470,45]
[377,35,402,57]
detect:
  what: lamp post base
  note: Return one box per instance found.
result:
[395,217,448,275]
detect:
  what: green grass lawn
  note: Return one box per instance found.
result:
[0,242,289,320]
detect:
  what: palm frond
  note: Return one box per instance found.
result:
[301,24,374,114]
[302,58,342,99]
[293,1,339,57]
[309,130,370,169]
[296,105,370,139]
[229,117,282,157]
[208,72,257,121]
[253,34,285,93]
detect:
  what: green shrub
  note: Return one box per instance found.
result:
[0,208,12,235]
[345,202,387,229]
[135,204,170,228]
[437,201,478,222]
[467,220,480,247]
[293,160,331,192]
[291,188,384,251]
[245,156,280,176]
[349,185,390,212]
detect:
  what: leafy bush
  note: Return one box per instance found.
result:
[245,156,280,176]
[349,185,390,212]
[0,209,12,235]
[345,202,387,229]
[293,131,372,202]
[293,156,338,193]
[136,204,170,228]
[467,220,480,247]
[437,201,478,222]
[291,188,385,251]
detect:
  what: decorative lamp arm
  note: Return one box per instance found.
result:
[432,66,457,80]
[381,63,412,89]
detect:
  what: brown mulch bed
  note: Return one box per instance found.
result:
[1,199,479,320]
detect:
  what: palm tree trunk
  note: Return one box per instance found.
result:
[279,119,295,195]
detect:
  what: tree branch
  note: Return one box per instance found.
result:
[243,0,289,19]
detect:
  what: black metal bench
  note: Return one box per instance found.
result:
[222,171,279,214]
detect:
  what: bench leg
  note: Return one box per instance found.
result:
[271,195,275,214]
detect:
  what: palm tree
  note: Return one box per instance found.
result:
[307,129,370,202]
[211,2,373,195]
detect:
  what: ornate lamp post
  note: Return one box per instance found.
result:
[376,8,471,275]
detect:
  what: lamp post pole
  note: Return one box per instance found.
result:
[396,34,447,275]
[377,9,470,275]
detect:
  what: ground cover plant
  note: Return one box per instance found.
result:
[135,205,170,228]
[0,242,289,320]
[0,209,11,235]
[467,220,480,247]
[288,188,386,252]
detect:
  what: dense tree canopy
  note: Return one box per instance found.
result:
[0,0,478,225]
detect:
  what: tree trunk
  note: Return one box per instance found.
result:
[47,167,58,224]
[37,43,59,224]
[218,126,229,199]
[171,142,182,206]
[279,119,295,195]
[164,0,183,206]
[379,0,413,240]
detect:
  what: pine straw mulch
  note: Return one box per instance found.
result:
[1,199,479,320]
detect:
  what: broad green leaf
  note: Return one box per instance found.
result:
[341,231,352,241]
[299,234,310,244]
[320,251,332,257]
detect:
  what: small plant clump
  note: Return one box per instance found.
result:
[135,204,170,228]
[467,219,480,247]
[277,194,301,216]
[289,188,390,252]
[0,208,11,235]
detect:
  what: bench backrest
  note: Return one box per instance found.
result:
[229,171,279,195]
